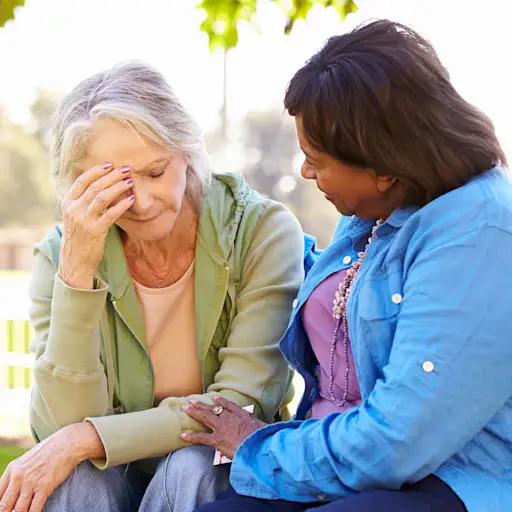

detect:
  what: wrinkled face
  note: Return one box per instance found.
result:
[295,116,395,219]
[80,118,188,242]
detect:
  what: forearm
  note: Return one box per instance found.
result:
[58,239,99,290]
[30,274,110,438]
[30,369,109,440]
[40,275,108,371]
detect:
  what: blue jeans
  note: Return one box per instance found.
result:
[43,446,230,512]
[195,475,467,511]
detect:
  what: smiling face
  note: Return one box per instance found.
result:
[80,118,188,242]
[295,116,396,219]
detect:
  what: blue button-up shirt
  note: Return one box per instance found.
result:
[232,168,512,512]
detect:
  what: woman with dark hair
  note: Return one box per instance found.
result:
[183,19,512,512]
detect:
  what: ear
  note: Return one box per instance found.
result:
[375,174,397,194]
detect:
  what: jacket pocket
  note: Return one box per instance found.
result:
[356,271,403,363]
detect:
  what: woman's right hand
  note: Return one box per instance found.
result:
[58,162,135,289]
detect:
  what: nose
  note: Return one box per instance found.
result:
[301,162,316,180]
[129,179,154,214]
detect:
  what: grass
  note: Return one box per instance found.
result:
[0,445,26,476]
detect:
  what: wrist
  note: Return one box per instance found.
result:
[58,264,95,289]
[63,422,105,463]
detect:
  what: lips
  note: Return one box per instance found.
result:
[315,182,336,203]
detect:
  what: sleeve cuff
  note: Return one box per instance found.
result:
[85,406,191,469]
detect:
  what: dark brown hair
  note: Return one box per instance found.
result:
[284,19,507,206]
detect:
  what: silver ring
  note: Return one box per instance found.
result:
[212,405,224,416]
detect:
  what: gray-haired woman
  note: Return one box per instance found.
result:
[0,61,304,512]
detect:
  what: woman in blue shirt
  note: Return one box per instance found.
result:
[182,19,512,512]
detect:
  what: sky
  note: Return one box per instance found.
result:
[0,0,510,156]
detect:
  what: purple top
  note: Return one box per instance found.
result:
[301,270,362,419]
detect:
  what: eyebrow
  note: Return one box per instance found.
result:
[135,157,170,174]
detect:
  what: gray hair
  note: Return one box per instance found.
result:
[50,60,211,204]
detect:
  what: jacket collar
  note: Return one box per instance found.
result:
[96,227,131,300]
[385,206,419,229]
[345,205,419,234]
[97,172,252,299]
[92,173,251,351]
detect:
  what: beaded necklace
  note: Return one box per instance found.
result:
[329,219,383,407]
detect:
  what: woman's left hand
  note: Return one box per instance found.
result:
[0,423,102,512]
[180,396,266,460]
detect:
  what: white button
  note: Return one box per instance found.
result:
[317,494,327,501]
[292,299,298,308]
[391,293,402,304]
[342,255,352,265]
[422,361,435,373]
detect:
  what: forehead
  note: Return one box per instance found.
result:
[82,118,169,169]
[294,115,307,145]
[294,115,321,156]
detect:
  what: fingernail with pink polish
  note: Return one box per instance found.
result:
[127,195,135,201]
[102,162,113,169]
[119,166,131,173]
[124,178,133,184]
[189,399,198,405]
[181,405,190,411]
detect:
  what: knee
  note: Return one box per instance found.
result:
[70,461,126,494]
[163,446,218,483]
[153,446,229,507]
[45,461,129,511]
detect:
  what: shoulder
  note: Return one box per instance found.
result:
[29,225,64,296]
[200,172,302,248]
[34,224,63,268]
[206,172,272,218]
[403,168,512,248]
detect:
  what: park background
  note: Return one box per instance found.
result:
[1,0,511,473]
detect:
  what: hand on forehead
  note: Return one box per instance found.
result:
[79,118,171,174]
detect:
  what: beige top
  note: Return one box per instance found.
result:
[133,261,202,403]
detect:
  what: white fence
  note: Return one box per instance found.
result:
[0,273,33,439]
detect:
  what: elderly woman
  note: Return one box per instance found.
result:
[0,62,304,512]
[186,20,512,512]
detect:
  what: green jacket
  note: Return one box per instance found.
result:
[28,173,304,470]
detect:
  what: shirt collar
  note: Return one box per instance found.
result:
[384,206,419,229]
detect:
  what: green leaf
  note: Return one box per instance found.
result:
[282,0,358,34]
[328,0,358,19]
[0,0,25,28]
[197,0,257,52]
[282,0,314,35]
[197,0,358,51]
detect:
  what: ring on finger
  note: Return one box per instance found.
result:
[212,405,224,416]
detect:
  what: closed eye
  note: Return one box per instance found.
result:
[148,163,168,179]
